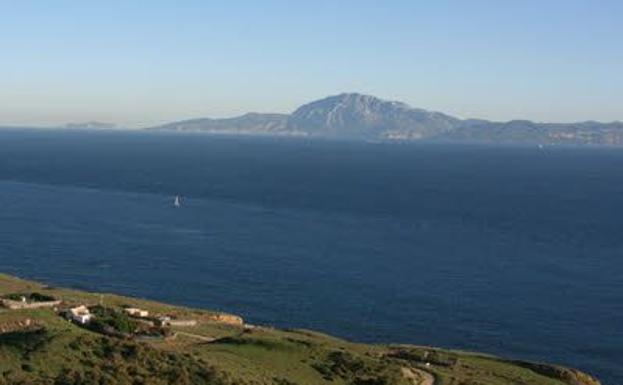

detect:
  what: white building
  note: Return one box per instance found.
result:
[69,305,94,324]
[156,315,171,326]
[154,315,196,327]
[124,307,149,318]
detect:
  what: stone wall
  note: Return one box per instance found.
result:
[0,299,61,310]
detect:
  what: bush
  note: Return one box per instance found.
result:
[3,293,25,301]
[0,329,50,354]
[387,348,457,367]
[29,293,56,302]
[87,306,138,335]
[50,338,227,385]
[312,351,371,381]
[2,292,56,302]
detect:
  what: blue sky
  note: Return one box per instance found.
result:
[0,0,621,126]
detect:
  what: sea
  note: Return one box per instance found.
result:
[0,129,621,384]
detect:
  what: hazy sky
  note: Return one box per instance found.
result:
[0,1,621,127]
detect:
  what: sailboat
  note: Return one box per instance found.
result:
[174,195,182,207]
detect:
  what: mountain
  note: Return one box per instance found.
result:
[147,93,623,145]
[150,112,290,135]
[443,119,623,145]
[287,93,459,139]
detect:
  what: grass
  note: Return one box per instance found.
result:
[0,273,602,385]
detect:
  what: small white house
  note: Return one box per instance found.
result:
[156,315,171,326]
[69,305,94,324]
[124,308,149,318]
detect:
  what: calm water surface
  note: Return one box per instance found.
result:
[0,130,621,384]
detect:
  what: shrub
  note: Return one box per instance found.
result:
[87,306,138,335]
[2,292,56,302]
[29,293,56,302]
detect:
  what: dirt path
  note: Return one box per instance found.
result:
[174,331,216,342]
[401,367,435,385]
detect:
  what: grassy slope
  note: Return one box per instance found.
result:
[0,274,601,385]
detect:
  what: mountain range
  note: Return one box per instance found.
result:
[148,93,623,146]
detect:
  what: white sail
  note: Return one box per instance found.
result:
[174,195,181,207]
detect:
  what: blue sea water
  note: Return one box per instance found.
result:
[0,129,621,384]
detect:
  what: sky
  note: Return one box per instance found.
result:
[0,0,621,127]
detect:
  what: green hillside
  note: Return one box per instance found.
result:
[0,274,600,385]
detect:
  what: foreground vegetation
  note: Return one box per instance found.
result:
[0,274,601,385]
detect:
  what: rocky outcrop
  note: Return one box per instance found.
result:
[509,360,602,385]
[205,313,244,325]
[0,318,41,334]
[387,347,601,385]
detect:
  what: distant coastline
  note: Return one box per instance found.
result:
[145,93,623,146]
[2,93,622,146]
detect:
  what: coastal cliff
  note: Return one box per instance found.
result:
[0,274,601,385]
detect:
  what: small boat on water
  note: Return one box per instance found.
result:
[174,195,182,207]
